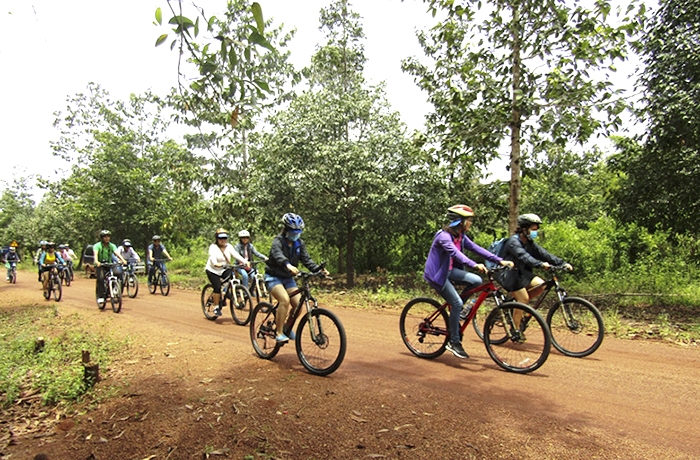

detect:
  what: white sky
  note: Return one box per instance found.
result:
[0,0,441,191]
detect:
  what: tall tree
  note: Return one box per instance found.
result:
[403,0,642,232]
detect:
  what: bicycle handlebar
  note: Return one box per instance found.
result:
[547,265,573,273]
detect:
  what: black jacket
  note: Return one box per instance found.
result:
[265,235,321,278]
[496,234,565,292]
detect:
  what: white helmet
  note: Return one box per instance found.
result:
[238,230,250,238]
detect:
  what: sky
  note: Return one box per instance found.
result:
[0,0,442,194]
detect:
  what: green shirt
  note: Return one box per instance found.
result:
[93,242,118,263]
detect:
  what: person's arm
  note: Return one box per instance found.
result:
[39,253,46,266]
[531,243,566,267]
[436,232,476,268]
[162,246,173,261]
[298,241,322,273]
[229,246,249,266]
[112,244,126,264]
[131,249,141,262]
[148,246,154,262]
[506,236,544,268]
[462,236,503,264]
[251,244,268,260]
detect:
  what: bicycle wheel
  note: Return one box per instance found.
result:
[296,308,347,376]
[160,273,170,296]
[250,302,281,359]
[126,274,139,298]
[110,279,122,313]
[469,294,506,343]
[230,284,253,325]
[200,284,218,321]
[547,297,604,358]
[399,297,449,359]
[10,270,16,284]
[52,278,62,302]
[483,301,551,374]
[148,273,158,294]
[63,269,71,287]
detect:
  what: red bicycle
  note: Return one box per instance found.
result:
[399,267,552,374]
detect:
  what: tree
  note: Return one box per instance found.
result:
[609,0,700,233]
[403,0,642,233]
[0,176,36,252]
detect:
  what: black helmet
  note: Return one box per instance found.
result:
[517,214,542,227]
[152,235,161,241]
[282,213,305,230]
[100,229,111,237]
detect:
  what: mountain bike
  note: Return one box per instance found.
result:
[244,260,271,304]
[121,259,139,298]
[97,263,123,313]
[6,261,17,284]
[250,266,346,376]
[59,263,72,287]
[201,267,254,325]
[400,267,551,374]
[470,266,604,358]
[42,264,62,302]
[148,259,170,296]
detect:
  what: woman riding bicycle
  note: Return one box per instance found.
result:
[423,205,513,359]
[39,242,65,294]
[496,213,573,304]
[205,228,250,317]
[234,230,268,289]
[265,213,328,343]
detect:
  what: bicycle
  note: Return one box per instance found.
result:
[58,263,72,287]
[201,267,254,325]
[148,259,170,296]
[471,266,604,358]
[244,260,272,304]
[400,267,551,374]
[6,261,17,284]
[97,263,123,313]
[250,266,347,376]
[42,264,62,302]
[121,259,139,298]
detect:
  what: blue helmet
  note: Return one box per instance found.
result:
[282,213,305,230]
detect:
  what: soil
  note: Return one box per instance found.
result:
[1,275,699,460]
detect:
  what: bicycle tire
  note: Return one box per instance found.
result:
[399,297,448,359]
[110,279,122,313]
[10,270,16,284]
[52,278,62,302]
[126,274,139,298]
[546,297,604,358]
[296,308,347,376]
[483,301,551,374]
[231,284,253,325]
[250,302,281,359]
[160,273,170,296]
[200,284,218,321]
[64,270,71,286]
[148,273,158,294]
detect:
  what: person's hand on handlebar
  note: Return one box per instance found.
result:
[499,260,514,269]
[474,263,487,273]
[286,263,300,276]
[564,263,573,272]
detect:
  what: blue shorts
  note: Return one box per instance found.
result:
[264,273,297,291]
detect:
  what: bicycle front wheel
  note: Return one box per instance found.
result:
[230,284,253,326]
[547,297,604,358]
[10,270,16,284]
[296,308,347,376]
[126,274,139,298]
[52,279,62,302]
[250,302,281,359]
[484,301,551,374]
[160,273,170,296]
[399,297,448,359]
[63,269,71,287]
[110,279,122,313]
[200,284,218,321]
[148,274,157,294]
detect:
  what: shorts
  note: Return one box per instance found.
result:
[264,273,297,291]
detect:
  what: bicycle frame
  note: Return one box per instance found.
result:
[526,268,568,310]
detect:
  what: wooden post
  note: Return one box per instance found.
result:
[82,350,99,387]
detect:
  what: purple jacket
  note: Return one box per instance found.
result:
[423,230,503,291]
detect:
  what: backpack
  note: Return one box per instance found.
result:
[484,238,506,269]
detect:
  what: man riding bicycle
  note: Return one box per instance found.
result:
[117,239,141,283]
[147,235,172,286]
[93,230,127,304]
[5,246,20,281]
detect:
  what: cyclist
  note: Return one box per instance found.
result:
[93,230,127,304]
[496,213,573,305]
[39,242,65,294]
[59,244,77,280]
[5,246,21,281]
[265,213,328,343]
[424,205,514,359]
[234,230,268,289]
[117,239,141,283]
[147,235,173,286]
[205,228,250,317]
[34,240,47,281]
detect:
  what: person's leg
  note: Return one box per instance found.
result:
[283,287,302,339]
[236,267,249,288]
[96,267,106,298]
[526,276,546,299]
[269,284,291,338]
[439,279,469,353]
[41,269,49,291]
[148,264,155,284]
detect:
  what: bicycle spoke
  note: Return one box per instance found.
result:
[547,297,604,357]
[296,309,346,376]
[250,302,280,359]
[399,298,449,359]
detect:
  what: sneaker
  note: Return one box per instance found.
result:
[97,298,105,304]
[288,330,296,341]
[275,333,290,343]
[446,341,469,359]
[214,306,222,317]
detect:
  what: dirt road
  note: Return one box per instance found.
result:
[2,276,699,459]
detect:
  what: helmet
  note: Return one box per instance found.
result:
[9,247,16,252]
[100,230,111,237]
[47,241,55,248]
[40,240,47,246]
[446,204,475,223]
[64,243,70,248]
[58,244,66,249]
[152,235,161,241]
[215,228,229,239]
[517,213,542,227]
[282,213,305,230]
[238,230,250,238]
[123,239,132,247]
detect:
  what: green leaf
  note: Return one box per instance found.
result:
[207,15,216,32]
[251,2,265,33]
[168,15,194,28]
[155,33,168,47]
[254,80,270,92]
[155,7,162,26]
[249,29,274,52]
[194,16,200,38]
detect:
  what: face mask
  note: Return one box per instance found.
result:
[528,230,539,240]
[288,232,301,242]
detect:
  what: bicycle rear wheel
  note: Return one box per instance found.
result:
[52,278,62,302]
[296,308,347,376]
[126,274,139,298]
[200,284,218,321]
[483,301,551,374]
[250,302,281,359]
[547,297,604,358]
[399,297,448,359]
[230,284,253,326]
[110,279,122,313]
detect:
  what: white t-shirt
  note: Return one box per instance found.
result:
[117,246,141,262]
[205,243,246,276]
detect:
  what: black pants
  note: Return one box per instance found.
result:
[206,269,232,294]
[95,266,108,298]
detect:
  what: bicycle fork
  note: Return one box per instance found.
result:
[302,299,327,347]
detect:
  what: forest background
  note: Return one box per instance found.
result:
[1,0,699,339]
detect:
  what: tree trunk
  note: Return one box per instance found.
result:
[508,0,522,235]
[338,244,345,274]
[345,225,355,288]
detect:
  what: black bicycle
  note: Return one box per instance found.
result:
[250,266,347,376]
[97,263,123,313]
[201,267,254,325]
[121,260,139,298]
[59,263,72,287]
[148,259,170,296]
[43,264,62,302]
[244,260,272,304]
